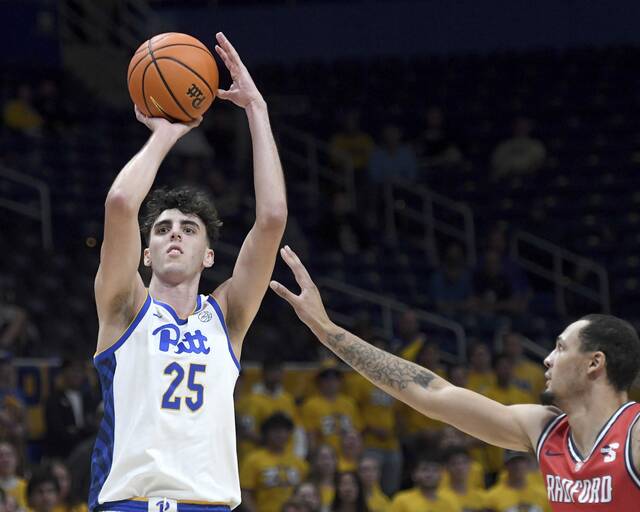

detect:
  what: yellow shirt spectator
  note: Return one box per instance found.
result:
[512,359,545,400]
[484,480,551,512]
[366,484,390,512]
[389,487,459,512]
[329,131,374,171]
[440,459,485,491]
[446,486,487,511]
[344,373,399,450]
[240,448,308,512]
[235,393,261,462]
[1,477,27,510]
[249,384,300,426]
[301,393,361,453]
[467,370,496,394]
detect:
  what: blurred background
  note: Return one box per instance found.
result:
[2,1,640,511]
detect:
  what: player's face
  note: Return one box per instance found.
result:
[543,320,591,404]
[144,209,213,282]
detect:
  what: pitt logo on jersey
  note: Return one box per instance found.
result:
[153,324,211,355]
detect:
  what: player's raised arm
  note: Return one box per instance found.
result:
[95,109,201,353]
[212,32,287,350]
[271,246,559,453]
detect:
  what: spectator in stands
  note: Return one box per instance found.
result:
[391,310,426,358]
[481,354,535,478]
[466,342,496,393]
[357,455,390,512]
[343,340,402,496]
[501,332,545,400]
[446,363,468,389]
[368,125,417,185]
[472,249,527,319]
[414,342,446,378]
[0,305,27,352]
[26,469,59,512]
[316,192,369,256]
[35,80,66,134]
[308,444,338,511]
[0,441,26,512]
[441,447,487,511]
[281,498,313,512]
[0,355,26,447]
[329,110,374,175]
[247,359,304,456]
[388,455,458,512]
[330,472,368,512]
[301,365,361,455]
[2,84,43,137]
[484,225,531,302]
[46,460,86,512]
[235,371,261,462]
[491,117,546,179]
[428,243,474,319]
[338,429,363,473]
[44,359,97,458]
[438,429,485,492]
[416,106,464,168]
[293,482,322,512]
[240,413,308,512]
[484,452,549,512]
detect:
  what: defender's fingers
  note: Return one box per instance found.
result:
[269,280,298,305]
[282,246,315,286]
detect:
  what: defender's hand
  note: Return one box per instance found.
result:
[270,246,331,330]
[215,32,264,109]
[134,105,202,140]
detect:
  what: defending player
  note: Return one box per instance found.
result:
[271,246,640,511]
[89,33,287,512]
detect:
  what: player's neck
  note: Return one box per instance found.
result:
[149,274,201,319]
[564,388,629,457]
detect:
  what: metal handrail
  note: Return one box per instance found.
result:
[0,167,52,250]
[278,125,355,208]
[317,277,467,362]
[511,230,610,314]
[384,180,477,266]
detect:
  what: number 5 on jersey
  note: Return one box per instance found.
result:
[162,362,206,411]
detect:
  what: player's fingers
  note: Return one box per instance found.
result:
[280,246,314,288]
[283,246,315,287]
[217,88,230,100]
[214,45,236,74]
[269,280,298,306]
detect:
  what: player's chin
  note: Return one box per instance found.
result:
[540,389,557,406]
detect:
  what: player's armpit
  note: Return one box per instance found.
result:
[425,385,559,452]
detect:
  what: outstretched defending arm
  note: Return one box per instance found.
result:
[211,33,287,354]
[95,109,200,354]
[271,246,558,452]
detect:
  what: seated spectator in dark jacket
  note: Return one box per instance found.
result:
[429,244,473,316]
[45,359,97,458]
[417,106,463,168]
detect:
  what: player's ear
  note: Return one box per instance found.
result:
[588,351,606,376]
[143,247,152,267]
[203,248,214,268]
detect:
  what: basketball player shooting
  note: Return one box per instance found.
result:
[89,33,287,512]
[271,246,640,510]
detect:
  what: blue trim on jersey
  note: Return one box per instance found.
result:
[196,294,202,312]
[89,353,118,511]
[95,293,152,363]
[97,500,230,512]
[207,296,241,372]
[153,298,189,326]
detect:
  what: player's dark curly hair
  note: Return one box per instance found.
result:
[579,314,640,391]
[140,186,222,245]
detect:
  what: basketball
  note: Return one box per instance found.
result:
[127,32,219,122]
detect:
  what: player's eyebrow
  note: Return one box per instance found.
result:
[153,219,200,229]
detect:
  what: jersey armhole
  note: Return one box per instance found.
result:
[94,291,151,363]
[624,411,640,489]
[207,295,241,372]
[535,413,565,462]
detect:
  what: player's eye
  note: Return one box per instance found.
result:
[184,227,194,234]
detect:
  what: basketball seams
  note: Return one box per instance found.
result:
[140,60,154,117]
[154,56,216,97]
[129,44,216,85]
[147,39,195,122]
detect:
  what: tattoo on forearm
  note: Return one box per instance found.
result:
[325,331,436,391]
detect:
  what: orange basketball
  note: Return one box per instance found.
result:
[127,33,219,123]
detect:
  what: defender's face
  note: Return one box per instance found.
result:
[144,209,213,282]
[543,320,591,402]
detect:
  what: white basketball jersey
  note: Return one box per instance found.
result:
[89,293,241,511]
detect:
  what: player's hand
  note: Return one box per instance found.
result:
[270,246,331,331]
[134,105,202,140]
[214,32,264,109]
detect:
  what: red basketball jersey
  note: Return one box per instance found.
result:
[537,401,640,511]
